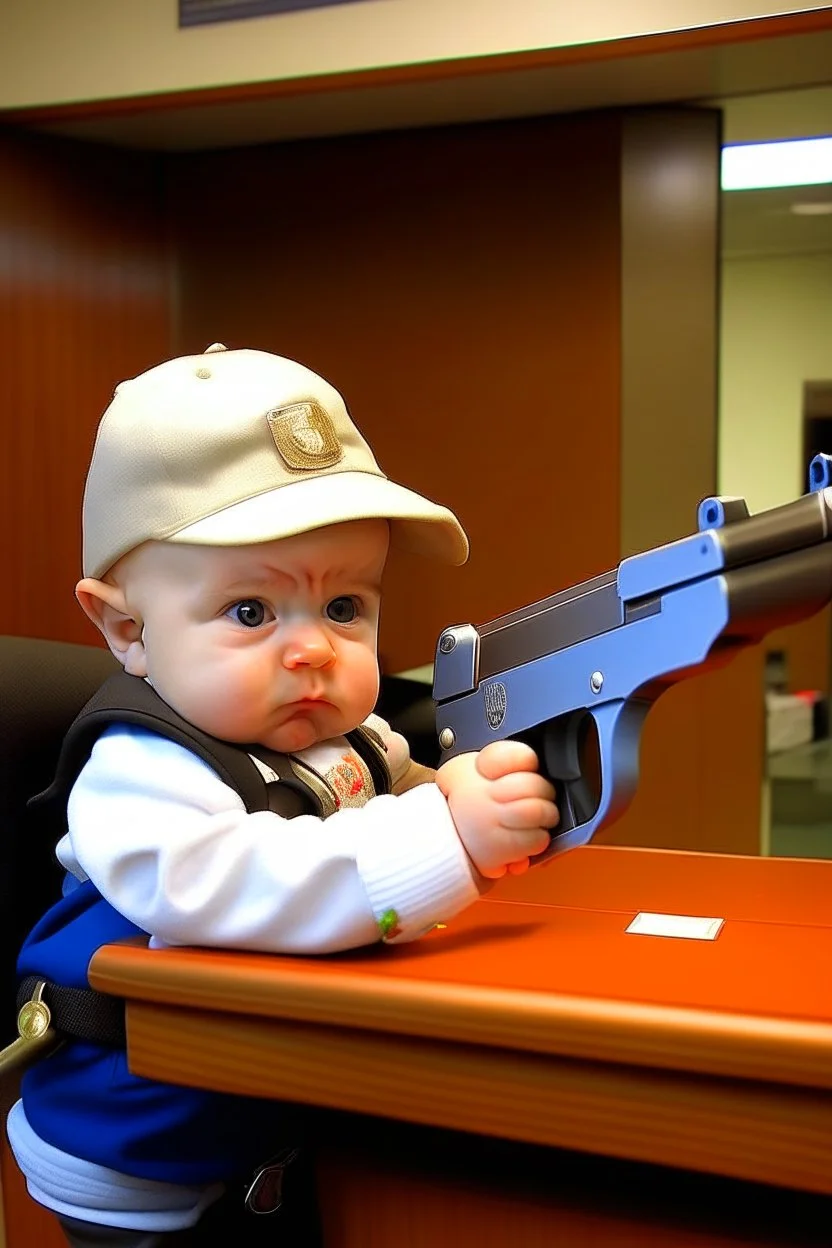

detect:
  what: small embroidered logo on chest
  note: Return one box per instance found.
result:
[326,753,371,809]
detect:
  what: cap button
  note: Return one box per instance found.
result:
[204,343,228,354]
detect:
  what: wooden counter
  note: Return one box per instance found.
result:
[88,844,832,1209]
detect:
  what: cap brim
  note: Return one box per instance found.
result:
[168,470,469,565]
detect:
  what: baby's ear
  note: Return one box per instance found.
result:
[75,578,147,677]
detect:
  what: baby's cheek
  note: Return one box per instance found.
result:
[216,672,263,726]
[187,666,256,736]
[350,664,380,721]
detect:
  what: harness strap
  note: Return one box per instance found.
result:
[17,674,393,1055]
[16,974,126,1048]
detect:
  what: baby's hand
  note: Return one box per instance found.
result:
[436,741,559,879]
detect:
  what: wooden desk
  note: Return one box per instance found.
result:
[88,846,832,1246]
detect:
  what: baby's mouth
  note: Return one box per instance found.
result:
[285,695,334,712]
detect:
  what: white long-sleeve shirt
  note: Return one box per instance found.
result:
[57,714,479,951]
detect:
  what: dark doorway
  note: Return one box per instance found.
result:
[803,382,832,491]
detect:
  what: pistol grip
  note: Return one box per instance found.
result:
[534,699,648,861]
[542,710,599,831]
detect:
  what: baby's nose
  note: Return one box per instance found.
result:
[282,626,336,670]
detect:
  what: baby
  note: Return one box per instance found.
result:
[8,345,558,1247]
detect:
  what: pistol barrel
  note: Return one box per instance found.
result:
[717,487,832,572]
[724,541,832,640]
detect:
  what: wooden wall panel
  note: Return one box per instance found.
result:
[0,125,172,1248]
[603,107,759,854]
[619,109,720,558]
[168,110,766,855]
[0,107,769,859]
[0,127,172,645]
[602,648,766,855]
[166,114,624,676]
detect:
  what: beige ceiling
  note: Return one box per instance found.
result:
[721,179,832,258]
[10,22,832,150]
[717,82,832,143]
[7,30,832,258]
[718,86,832,257]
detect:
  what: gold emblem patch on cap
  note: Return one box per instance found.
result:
[266,402,343,471]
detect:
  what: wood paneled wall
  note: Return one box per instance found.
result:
[605,107,760,854]
[0,90,801,1248]
[0,127,172,645]
[0,107,770,862]
[0,124,173,1248]
[166,109,760,855]
[166,113,626,676]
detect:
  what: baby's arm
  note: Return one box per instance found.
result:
[391,760,436,794]
[62,726,479,954]
[369,715,557,876]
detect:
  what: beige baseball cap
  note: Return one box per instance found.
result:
[82,344,469,578]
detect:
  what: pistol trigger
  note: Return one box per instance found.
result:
[541,712,601,835]
[542,712,584,782]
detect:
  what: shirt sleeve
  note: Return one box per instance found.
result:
[362,711,411,787]
[58,726,478,954]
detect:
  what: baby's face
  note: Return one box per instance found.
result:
[117,519,389,752]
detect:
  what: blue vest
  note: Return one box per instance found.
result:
[19,880,294,1184]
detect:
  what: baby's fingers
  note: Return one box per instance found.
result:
[490,771,556,805]
[506,858,531,876]
[476,740,539,781]
[498,797,560,831]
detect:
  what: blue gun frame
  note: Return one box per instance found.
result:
[433,456,832,859]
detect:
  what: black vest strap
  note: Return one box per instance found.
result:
[31,671,390,819]
[16,674,393,1052]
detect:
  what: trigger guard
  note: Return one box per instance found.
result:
[541,711,598,834]
[533,699,648,862]
[542,710,586,784]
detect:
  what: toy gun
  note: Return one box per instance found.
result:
[433,455,832,859]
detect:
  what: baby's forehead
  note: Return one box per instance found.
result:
[170,523,388,589]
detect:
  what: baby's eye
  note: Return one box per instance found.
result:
[226,599,273,628]
[325,596,359,624]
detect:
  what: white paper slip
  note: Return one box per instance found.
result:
[626,912,724,941]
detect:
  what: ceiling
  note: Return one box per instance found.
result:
[5,27,832,259]
[721,179,832,259]
[718,85,832,258]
